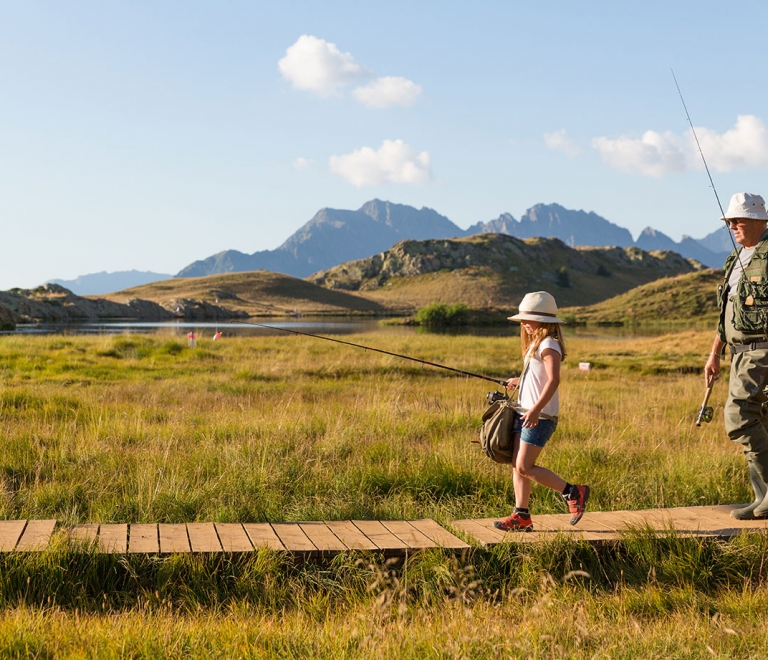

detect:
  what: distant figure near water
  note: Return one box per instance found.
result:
[705,193,768,520]
[494,291,590,532]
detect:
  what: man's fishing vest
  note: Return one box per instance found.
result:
[718,238,768,340]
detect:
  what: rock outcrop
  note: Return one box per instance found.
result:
[0,284,175,324]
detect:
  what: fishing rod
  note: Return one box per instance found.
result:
[671,70,746,426]
[234,320,508,386]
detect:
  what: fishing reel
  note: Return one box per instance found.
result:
[695,405,713,425]
[486,390,509,404]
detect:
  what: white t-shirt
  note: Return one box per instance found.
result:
[518,337,562,417]
[727,245,757,292]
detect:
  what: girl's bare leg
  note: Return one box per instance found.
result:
[510,432,532,509]
[516,442,567,498]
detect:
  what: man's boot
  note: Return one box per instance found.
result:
[731,463,768,519]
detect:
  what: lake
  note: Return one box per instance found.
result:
[2,317,711,339]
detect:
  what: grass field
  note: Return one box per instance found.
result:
[0,328,765,657]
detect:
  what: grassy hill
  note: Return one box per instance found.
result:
[309,234,705,310]
[99,235,711,319]
[560,269,723,323]
[101,271,401,316]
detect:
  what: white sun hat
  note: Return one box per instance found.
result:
[508,291,564,324]
[722,192,768,221]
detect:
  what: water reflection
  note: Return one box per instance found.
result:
[4,317,707,339]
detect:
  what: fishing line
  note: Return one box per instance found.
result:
[233,320,508,386]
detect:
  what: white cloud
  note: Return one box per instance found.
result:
[544,129,580,157]
[696,115,768,172]
[352,76,422,109]
[591,130,689,177]
[329,139,432,187]
[591,115,768,177]
[292,157,312,171]
[277,35,372,95]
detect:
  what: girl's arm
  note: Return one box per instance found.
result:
[520,348,561,428]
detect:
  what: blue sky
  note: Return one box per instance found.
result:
[2,1,768,289]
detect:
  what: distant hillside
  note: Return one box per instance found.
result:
[308,234,705,310]
[177,200,463,279]
[105,271,396,317]
[47,270,173,296]
[561,270,723,323]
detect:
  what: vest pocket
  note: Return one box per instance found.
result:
[735,281,768,334]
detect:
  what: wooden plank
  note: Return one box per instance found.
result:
[69,524,99,547]
[98,524,128,554]
[16,520,56,551]
[299,522,347,552]
[128,524,159,554]
[325,520,379,551]
[352,520,408,551]
[708,505,768,530]
[214,523,253,552]
[380,521,436,549]
[0,520,27,552]
[576,512,623,533]
[450,519,505,546]
[597,509,669,532]
[243,523,285,551]
[409,519,470,549]
[271,523,316,553]
[527,514,575,532]
[159,524,191,554]
[187,523,222,552]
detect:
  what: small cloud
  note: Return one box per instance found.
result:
[544,129,580,158]
[277,35,373,96]
[352,76,422,109]
[591,130,688,177]
[591,115,768,177]
[696,115,768,172]
[292,157,313,171]
[329,139,432,187]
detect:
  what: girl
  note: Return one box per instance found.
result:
[494,291,589,531]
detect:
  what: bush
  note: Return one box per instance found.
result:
[555,267,571,288]
[414,302,470,327]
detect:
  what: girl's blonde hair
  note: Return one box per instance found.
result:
[520,322,567,360]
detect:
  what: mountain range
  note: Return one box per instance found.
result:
[42,200,734,295]
[177,200,731,281]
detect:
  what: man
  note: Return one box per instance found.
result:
[705,192,768,519]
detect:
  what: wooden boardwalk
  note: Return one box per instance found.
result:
[0,519,469,555]
[2,507,768,554]
[452,504,768,546]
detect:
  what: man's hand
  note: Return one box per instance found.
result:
[705,353,721,388]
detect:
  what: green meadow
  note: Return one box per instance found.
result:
[1,329,767,658]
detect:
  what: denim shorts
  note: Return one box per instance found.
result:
[513,416,558,448]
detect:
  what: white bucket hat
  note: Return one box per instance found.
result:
[508,291,564,324]
[722,192,768,221]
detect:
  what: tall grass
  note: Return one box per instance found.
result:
[1,532,768,657]
[0,330,742,524]
[0,329,761,656]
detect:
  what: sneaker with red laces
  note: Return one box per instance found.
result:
[493,512,534,532]
[565,485,590,525]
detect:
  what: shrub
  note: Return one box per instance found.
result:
[414,302,470,327]
[555,267,571,288]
